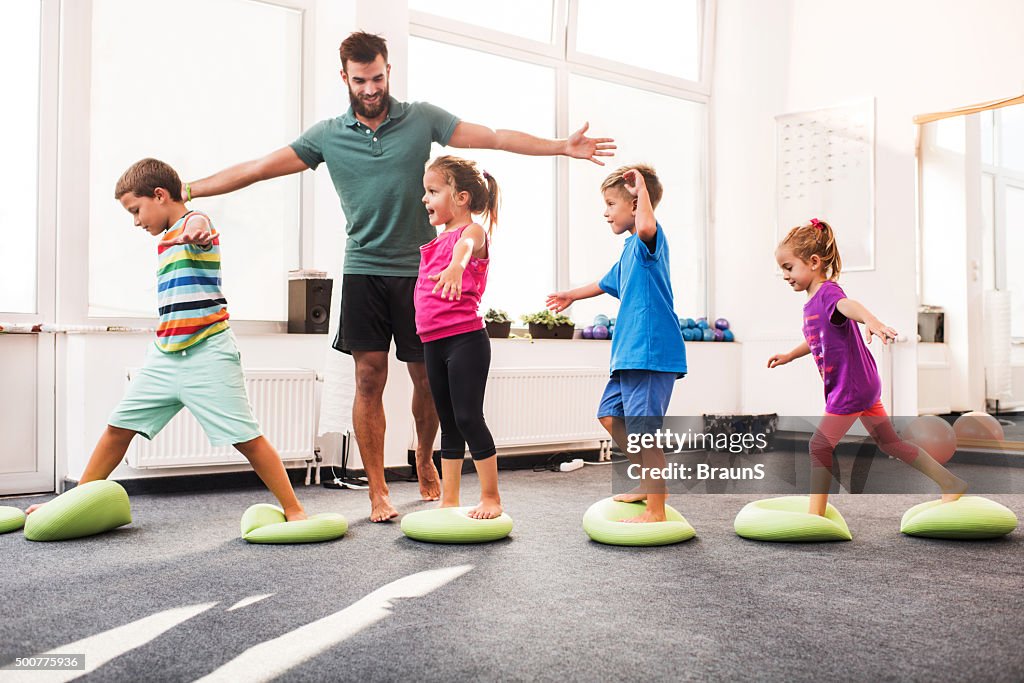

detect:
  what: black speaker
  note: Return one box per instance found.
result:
[288,278,333,334]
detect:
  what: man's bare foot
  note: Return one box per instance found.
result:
[467,498,502,519]
[369,494,399,522]
[941,477,968,503]
[284,506,308,522]
[621,510,667,523]
[417,457,441,501]
[613,493,647,503]
[25,503,44,515]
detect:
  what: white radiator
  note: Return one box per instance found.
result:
[483,367,609,448]
[126,368,317,469]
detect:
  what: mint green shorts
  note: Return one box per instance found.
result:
[109,330,262,446]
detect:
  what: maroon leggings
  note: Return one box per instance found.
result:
[809,401,920,468]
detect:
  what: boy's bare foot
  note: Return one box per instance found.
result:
[613,493,647,503]
[417,457,441,501]
[369,494,399,522]
[941,477,968,503]
[25,503,44,515]
[284,506,308,522]
[467,498,503,519]
[621,510,667,523]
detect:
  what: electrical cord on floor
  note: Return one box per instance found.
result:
[322,464,369,490]
[533,452,572,472]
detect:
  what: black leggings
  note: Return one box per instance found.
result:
[423,329,496,461]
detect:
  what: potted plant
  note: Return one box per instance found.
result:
[521,310,575,339]
[484,308,512,339]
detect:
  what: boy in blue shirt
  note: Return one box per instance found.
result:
[547,165,687,522]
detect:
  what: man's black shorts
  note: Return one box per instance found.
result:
[333,274,423,363]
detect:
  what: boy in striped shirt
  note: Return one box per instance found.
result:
[28,158,306,520]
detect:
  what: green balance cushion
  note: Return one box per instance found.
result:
[23,480,132,542]
[734,496,852,542]
[240,503,347,544]
[582,497,696,546]
[0,506,26,534]
[401,507,513,544]
[901,496,1017,539]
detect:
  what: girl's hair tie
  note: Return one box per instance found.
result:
[810,218,823,230]
[482,170,491,180]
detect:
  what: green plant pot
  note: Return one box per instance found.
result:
[485,321,512,339]
[529,322,575,339]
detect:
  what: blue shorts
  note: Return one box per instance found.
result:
[108,330,262,447]
[597,369,677,434]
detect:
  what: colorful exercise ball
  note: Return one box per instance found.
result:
[702,328,715,342]
[714,318,730,330]
[594,314,611,328]
[684,318,695,329]
[953,412,1005,443]
[713,329,725,341]
[900,415,957,464]
[582,325,594,339]
[723,329,735,342]
[592,325,609,340]
[697,320,709,330]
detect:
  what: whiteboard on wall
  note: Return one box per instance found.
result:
[776,99,875,271]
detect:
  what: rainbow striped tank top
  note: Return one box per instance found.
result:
[155,211,230,353]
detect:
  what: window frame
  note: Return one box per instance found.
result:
[409,0,714,314]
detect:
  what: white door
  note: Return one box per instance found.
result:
[0,0,58,495]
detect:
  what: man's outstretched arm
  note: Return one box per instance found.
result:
[187,146,310,199]
[448,121,615,166]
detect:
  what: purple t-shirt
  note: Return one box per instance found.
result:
[802,280,881,414]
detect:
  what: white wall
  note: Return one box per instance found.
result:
[713,0,1024,417]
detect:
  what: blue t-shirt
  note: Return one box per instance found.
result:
[598,224,687,376]
[290,98,459,276]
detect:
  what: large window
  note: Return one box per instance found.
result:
[408,0,555,43]
[568,75,706,325]
[572,0,702,82]
[409,1,711,323]
[408,38,557,316]
[0,1,42,313]
[87,0,304,321]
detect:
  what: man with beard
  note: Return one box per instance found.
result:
[184,31,615,523]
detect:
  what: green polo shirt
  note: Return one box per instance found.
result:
[290,98,459,276]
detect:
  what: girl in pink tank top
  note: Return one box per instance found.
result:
[769,218,966,517]
[417,156,505,520]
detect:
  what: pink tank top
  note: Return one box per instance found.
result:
[415,225,489,343]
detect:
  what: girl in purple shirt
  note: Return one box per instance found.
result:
[769,219,966,516]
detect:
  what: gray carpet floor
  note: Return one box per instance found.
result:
[1,465,1022,682]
